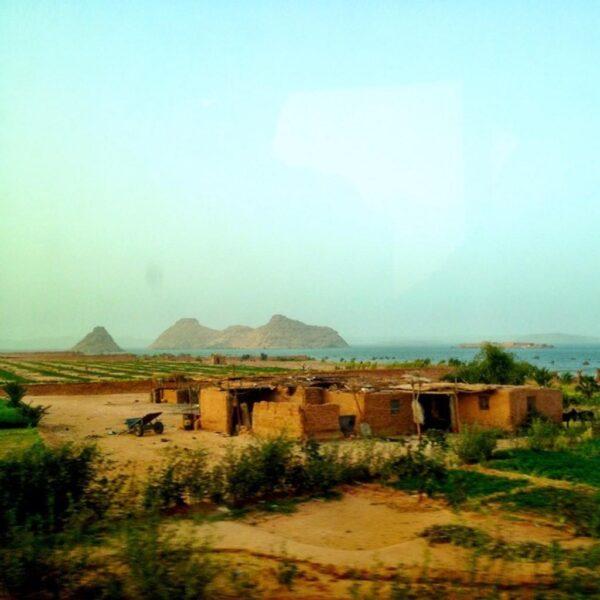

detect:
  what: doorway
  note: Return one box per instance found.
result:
[419,394,452,431]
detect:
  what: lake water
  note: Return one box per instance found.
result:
[131,344,600,375]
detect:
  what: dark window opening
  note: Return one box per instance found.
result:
[339,415,356,436]
[527,396,536,413]
[478,395,490,411]
[391,399,400,415]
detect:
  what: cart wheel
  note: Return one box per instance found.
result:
[135,423,144,437]
[153,421,164,435]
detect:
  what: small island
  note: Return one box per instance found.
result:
[458,341,554,349]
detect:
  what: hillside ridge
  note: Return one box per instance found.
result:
[72,326,123,354]
[150,315,348,349]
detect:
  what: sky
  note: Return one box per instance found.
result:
[1,1,599,346]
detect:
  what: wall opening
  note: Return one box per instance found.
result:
[420,393,452,431]
[230,388,272,435]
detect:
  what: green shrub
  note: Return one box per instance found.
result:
[0,402,28,429]
[0,443,111,536]
[453,425,499,464]
[211,437,299,507]
[144,448,211,510]
[495,487,600,538]
[441,470,528,507]
[125,520,218,600]
[1,383,49,427]
[532,366,555,387]
[559,372,574,385]
[17,401,50,427]
[442,344,532,385]
[490,439,600,487]
[527,417,562,451]
[3,382,26,408]
[391,443,447,498]
[421,524,552,562]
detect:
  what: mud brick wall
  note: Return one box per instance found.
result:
[252,401,304,438]
[509,388,563,429]
[162,388,189,404]
[303,403,342,440]
[270,386,307,404]
[303,386,325,405]
[362,392,414,436]
[459,391,512,430]
[323,390,364,417]
[200,388,231,433]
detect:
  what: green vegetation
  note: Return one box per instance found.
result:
[0,367,29,383]
[0,400,28,429]
[440,469,528,506]
[559,371,574,385]
[142,438,404,511]
[0,442,113,534]
[532,366,554,387]
[493,486,600,537]
[490,438,600,488]
[0,356,290,385]
[1,383,48,428]
[124,521,219,600]
[441,343,532,384]
[422,523,553,561]
[0,429,40,457]
[453,424,499,464]
[526,417,562,451]
[3,429,600,597]
[576,375,600,402]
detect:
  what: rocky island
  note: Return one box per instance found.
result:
[150,314,348,349]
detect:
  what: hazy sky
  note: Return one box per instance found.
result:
[1,1,599,344]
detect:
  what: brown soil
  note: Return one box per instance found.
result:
[27,380,156,396]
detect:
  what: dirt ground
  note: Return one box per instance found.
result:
[182,483,591,597]
[32,392,244,468]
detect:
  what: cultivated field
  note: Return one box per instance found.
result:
[0,353,292,385]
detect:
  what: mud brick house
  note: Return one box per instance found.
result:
[197,377,562,439]
[199,383,342,439]
[150,375,198,404]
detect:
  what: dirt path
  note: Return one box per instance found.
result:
[180,484,592,589]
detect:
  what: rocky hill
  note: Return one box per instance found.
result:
[150,315,348,349]
[72,326,123,354]
[149,318,218,349]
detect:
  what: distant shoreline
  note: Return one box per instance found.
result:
[458,342,554,349]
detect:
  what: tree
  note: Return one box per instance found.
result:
[532,367,554,387]
[575,375,600,402]
[2,381,48,426]
[559,371,574,385]
[442,344,531,385]
[3,382,26,408]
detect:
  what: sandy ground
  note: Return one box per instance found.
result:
[32,392,243,469]
[183,483,591,594]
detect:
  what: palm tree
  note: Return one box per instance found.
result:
[3,382,26,408]
[559,371,574,385]
[532,367,554,387]
[575,375,600,402]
